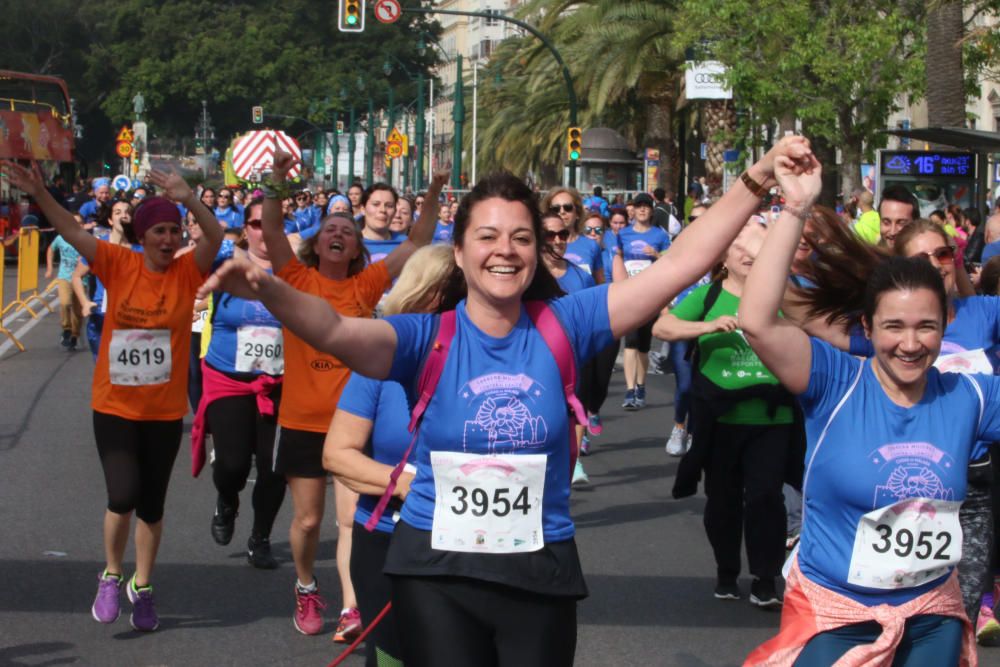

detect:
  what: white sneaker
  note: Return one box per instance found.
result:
[572,459,590,485]
[666,425,687,456]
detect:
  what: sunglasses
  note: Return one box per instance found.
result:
[245,219,263,228]
[544,229,571,241]
[218,195,231,199]
[549,203,575,214]
[296,195,308,201]
[912,246,955,264]
[584,226,603,235]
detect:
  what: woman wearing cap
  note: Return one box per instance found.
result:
[255,152,446,637]
[1,160,223,632]
[619,192,671,410]
[201,137,814,665]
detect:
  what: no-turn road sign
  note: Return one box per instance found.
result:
[374,0,401,23]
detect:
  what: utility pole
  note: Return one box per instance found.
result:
[195,100,215,179]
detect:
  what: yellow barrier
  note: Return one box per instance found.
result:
[3,228,54,319]
[0,242,25,351]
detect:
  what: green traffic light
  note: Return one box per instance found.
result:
[347,14,358,24]
[570,150,580,160]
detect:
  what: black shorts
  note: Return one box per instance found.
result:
[274,427,326,478]
[623,319,655,353]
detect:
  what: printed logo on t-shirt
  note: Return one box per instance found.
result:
[459,373,549,453]
[370,252,388,263]
[116,294,167,327]
[868,441,957,508]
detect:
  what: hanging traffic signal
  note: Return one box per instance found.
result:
[252,106,264,124]
[338,0,365,32]
[567,127,583,161]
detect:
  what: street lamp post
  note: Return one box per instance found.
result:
[452,55,465,190]
[348,105,357,185]
[366,97,375,185]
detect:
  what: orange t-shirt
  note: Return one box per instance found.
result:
[276,258,391,432]
[90,241,205,421]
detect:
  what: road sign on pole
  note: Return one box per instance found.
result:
[112,175,131,192]
[374,0,401,23]
[116,127,135,143]
[115,142,133,158]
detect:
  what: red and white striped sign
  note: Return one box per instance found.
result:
[232,130,301,180]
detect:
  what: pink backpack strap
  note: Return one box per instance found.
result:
[365,311,457,532]
[525,301,591,472]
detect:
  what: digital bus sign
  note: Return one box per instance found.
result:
[881,151,975,178]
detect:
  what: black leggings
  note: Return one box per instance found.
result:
[391,575,576,667]
[206,388,286,539]
[351,523,402,667]
[623,319,654,353]
[93,410,183,524]
[579,339,619,415]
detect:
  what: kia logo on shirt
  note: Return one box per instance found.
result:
[311,359,335,371]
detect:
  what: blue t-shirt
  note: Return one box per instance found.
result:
[432,221,454,245]
[599,230,623,281]
[797,338,1000,606]
[617,225,670,276]
[291,206,320,233]
[338,374,415,533]
[214,205,245,229]
[50,236,80,281]
[556,262,596,294]
[78,199,100,221]
[363,232,408,265]
[981,240,1000,264]
[385,286,614,542]
[563,236,602,277]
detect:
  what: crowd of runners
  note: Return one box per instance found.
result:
[8,131,1000,665]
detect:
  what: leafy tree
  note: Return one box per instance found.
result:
[674,0,927,197]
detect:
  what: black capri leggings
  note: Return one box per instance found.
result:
[391,575,576,667]
[206,383,286,539]
[93,410,183,524]
[578,339,619,415]
[351,523,402,667]
[623,319,655,353]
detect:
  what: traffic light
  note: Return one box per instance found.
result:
[336,120,345,134]
[252,106,264,124]
[338,0,365,32]
[567,127,583,161]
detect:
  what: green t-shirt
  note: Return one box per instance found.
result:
[671,283,792,425]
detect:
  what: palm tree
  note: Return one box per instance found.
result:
[926,1,966,129]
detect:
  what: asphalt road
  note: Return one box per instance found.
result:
[2,285,1000,666]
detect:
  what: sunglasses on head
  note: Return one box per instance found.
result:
[912,246,955,264]
[585,225,603,234]
[544,229,571,241]
[549,203,575,214]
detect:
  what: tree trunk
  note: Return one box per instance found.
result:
[926,1,966,129]
[703,99,736,191]
[639,72,678,190]
[839,138,863,207]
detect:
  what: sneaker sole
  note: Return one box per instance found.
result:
[714,592,740,600]
[126,583,160,632]
[749,594,782,609]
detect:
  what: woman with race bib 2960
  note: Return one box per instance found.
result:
[199,137,815,666]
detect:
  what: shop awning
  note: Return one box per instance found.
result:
[882,126,1000,152]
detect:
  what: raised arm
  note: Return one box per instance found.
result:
[605,136,814,338]
[323,411,414,499]
[1,161,97,262]
[382,169,449,279]
[148,169,223,274]
[197,256,398,379]
[259,151,298,272]
[738,154,822,395]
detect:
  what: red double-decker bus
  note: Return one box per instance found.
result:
[0,70,77,242]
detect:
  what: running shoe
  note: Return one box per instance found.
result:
[67,336,78,350]
[588,413,602,435]
[665,425,687,456]
[247,535,278,570]
[647,362,665,375]
[60,329,71,348]
[571,459,590,485]
[579,434,591,456]
[978,604,1000,645]
[211,495,238,546]
[126,576,159,631]
[714,578,741,600]
[749,577,782,609]
[622,389,637,410]
[333,607,363,643]
[294,584,327,635]
[91,571,122,624]
[634,384,646,408]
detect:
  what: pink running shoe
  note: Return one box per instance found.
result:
[293,585,327,635]
[333,607,362,643]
